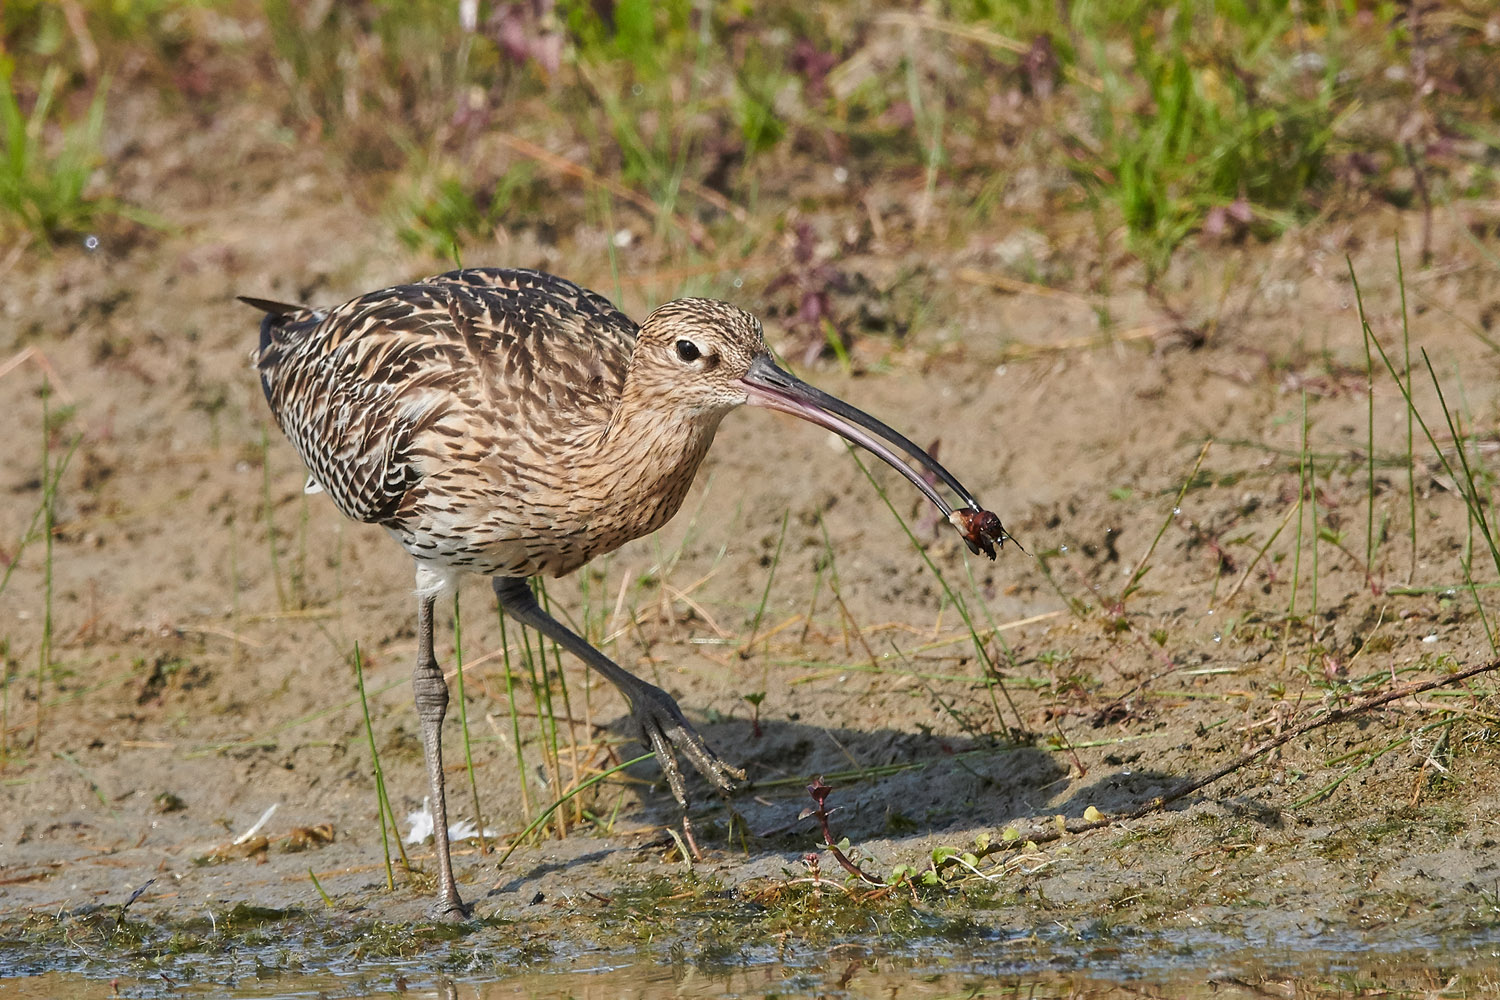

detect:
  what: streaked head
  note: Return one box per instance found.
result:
[630,298,768,415]
[629,296,1010,559]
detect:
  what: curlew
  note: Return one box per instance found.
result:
[245,267,1008,920]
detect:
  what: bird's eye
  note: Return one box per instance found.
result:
[675,339,701,363]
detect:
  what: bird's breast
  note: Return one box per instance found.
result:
[389,405,723,580]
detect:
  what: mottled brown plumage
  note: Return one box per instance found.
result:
[247,267,1008,920]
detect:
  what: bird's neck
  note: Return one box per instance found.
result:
[570,392,730,541]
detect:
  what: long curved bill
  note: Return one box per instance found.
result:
[740,355,1011,559]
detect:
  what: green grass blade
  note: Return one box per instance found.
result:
[451,594,488,856]
[495,752,653,870]
[845,449,1024,734]
[354,644,400,890]
[742,509,788,654]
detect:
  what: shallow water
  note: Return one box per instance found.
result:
[0,962,1491,999]
[5,931,1500,999]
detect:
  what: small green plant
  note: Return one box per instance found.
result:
[847,450,1025,735]
[258,429,287,612]
[919,831,1008,886]
[569,0,696,206]
[743,691,766,738]
[495,609,536,825]
[496,751,652,869]
[741,511,789,655]
[1071,3,1339,279]
[262,0,467,163]
[391,162,540,261]
[308,867,335,909]
[394,176,487,259]
[0,64,115,242]
[0,381,81,756]
[732,57,788,155]
[562,0,692,79]
[1114,441,1210,613]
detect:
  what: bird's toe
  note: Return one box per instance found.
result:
[630,686,743,798]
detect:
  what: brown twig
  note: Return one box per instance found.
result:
[59,0,100,77]
[1130,658,1499,819]
[0,347,76,404]
[983,657,1500,855]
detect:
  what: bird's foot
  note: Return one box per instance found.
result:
[428,891,472,923]
[626,680,745,806]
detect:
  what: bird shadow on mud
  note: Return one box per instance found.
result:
[1054,766,1283,828]
[479,709,1271,908]
[581,714,1224,847]
[480,707,1283,902]
[687,718,1287,841]
[488,715,1074,898]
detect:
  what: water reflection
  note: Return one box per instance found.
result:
[6,946,1500,1000]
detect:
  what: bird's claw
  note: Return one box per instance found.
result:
[627,681,744,806]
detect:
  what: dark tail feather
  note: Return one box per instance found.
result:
[241,295,308,408]
[237,295,305,315]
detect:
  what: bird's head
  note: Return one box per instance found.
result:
[629,297,768,416]
[628,296,1013,560]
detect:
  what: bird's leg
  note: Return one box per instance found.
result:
[413,594,470,921]
[491,576,745,809]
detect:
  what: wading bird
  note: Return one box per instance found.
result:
[246,267,1007,919]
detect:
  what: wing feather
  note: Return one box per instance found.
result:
[253,268,637,526]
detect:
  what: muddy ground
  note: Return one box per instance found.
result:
[4,82,1500,992]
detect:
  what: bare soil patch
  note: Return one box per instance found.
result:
[3,60,1500,993]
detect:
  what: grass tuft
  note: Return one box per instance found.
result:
[354,644,407,891]
[450,594,488,856]
[0,65,108,243]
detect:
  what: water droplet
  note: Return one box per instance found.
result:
[732,277,743,288]
[1172,506,1181,516]
[1059,544,1068,553]
[832,166,849,184]
[631,83,644,97]
[1212,633,1222,643]
[84,234,99,251]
